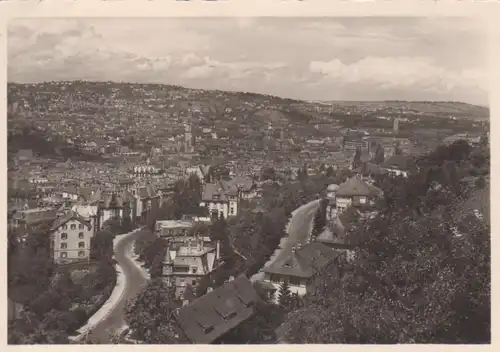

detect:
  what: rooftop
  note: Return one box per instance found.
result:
[174,276,260,344]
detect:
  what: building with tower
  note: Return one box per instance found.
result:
[393,118,399,134]
[184,123,195,153]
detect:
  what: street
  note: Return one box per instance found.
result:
[251,199,321,281]
[85,231,149,343]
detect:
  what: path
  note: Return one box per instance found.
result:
[76,229,149,343]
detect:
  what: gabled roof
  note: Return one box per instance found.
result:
[137,184,158,199]
[336,175,383,198]
[174,276,260,344]
[263,242,342,278]
[382,155,416,171]
[201,180,238,202]
[49,211,92,232]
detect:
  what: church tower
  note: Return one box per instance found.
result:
[184,122,194,153]
[393,118,399,134]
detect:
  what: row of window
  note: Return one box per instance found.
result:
[178,278,198,287]
[269,274,302,286]
[60,242,86,249]
[60,251,86,258]
[60,232,85,240]
[61,223,86,230]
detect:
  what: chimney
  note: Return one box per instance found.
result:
[207,287,213,293]
[228,276,235,282]
[216,240,221,260]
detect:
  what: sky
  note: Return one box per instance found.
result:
[7,17,489,105]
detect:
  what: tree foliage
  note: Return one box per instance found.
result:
[278,142,490,344]
[125,278,186,344]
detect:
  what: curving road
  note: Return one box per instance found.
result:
[251,199,321,281]
[84,230,149,343]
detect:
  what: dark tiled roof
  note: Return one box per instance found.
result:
[175,276,259,344]
[336,176,383,198]
[263,242,342,278]
[382,155,416,171]
[49,211,92,232]
[201,180,237,202]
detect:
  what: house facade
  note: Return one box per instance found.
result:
[334,175,383,213]
[262,242,345,303]
[162,237,221,299]
[200,180,239,219]
[49,211,94,264]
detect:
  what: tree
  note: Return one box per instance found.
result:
[352,147,362,169]
[125,278,185,344]
[261,167,277,181]
[394,141,403,156]
[372,143,385,164]
[277,280,292,309]
[311,199,328,240]
[326,165,335,178]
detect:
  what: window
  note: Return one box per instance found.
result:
[61,233,68,240]
[179,278,185,287]
[61,243,67,249]
[78,242,85,248]
[79,232,84,239]
[78,251,85,257]
[60,252,67,258]
[230,207,235,215]
[62,224,67,230]
[192,280,197,286]
[70,224,76,230]
[289,277,301,286]
[79,224,84,229]
[192,267,198,274]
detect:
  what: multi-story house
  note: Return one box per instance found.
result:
[130,184,159,222]
[10,207,58,243]
[49,211,94,264]
[71,203,99,236]
[200,180,239,219]
[162,237,221,299]
[97,190,136,229]
[262,242,346,302]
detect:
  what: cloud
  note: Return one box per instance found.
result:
[7,18,488,105]
[309,56,486,94]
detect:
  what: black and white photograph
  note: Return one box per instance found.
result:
[7,16,490,344]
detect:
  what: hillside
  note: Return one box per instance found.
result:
[7,81,488,151]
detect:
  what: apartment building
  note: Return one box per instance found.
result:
[49,211,94,264]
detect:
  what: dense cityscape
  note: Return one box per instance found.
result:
[7,80,490,344]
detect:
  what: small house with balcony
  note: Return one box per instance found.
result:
[335,175,383,213]
[163,237,221,299]
[262,242,345,303]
